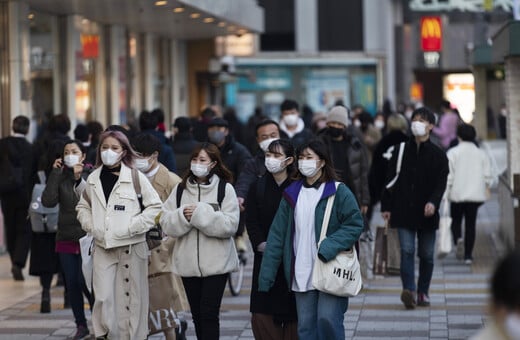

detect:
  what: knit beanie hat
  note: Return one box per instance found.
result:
[327,106,350,127]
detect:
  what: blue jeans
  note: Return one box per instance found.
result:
[59,252,94,327]
[294,290,348,340]
[398,228,436,295]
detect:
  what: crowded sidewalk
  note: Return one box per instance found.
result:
[0,185,502,339]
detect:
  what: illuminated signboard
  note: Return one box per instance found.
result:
[420,16,442,52]
[81,34,99,59]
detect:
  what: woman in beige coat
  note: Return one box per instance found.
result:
[160,143,240,340]
[76,130,162,340]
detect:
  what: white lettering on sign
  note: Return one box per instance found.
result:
[424,52,440,68]
[409,0,513,12]
[149,308,177,332]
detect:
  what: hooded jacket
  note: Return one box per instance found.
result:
[160,175,240,277]
[258,180,363,292]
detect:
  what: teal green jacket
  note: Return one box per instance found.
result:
[258,180,364,292]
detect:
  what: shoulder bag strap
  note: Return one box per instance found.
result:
[385,142,405,189]
[131,169,144,212]
[176,185,184,208]
[317,182,340,246]
[217,178,226,208]
[37,170,46,185]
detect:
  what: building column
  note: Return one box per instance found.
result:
[473,66,488,139]
[171,39,187,119]
[2,1,31,137]
[506,57,520,187]
[295,0,317,53]
[140,33,154,111]
[56,15,76,128]
[103,25,122,125]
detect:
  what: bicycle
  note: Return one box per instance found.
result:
[228,249,247,296]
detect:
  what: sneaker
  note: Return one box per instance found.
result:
[400,289,416,309]
[73,325,90,340]
[456,238,464,260]
[464,258,473,265]
[417,292,431,307]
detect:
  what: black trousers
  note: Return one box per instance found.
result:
[450,202,482,260]
[1,201,31,268]
[182,273,228,340]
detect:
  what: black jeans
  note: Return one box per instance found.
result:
[450,202,482,259]
[182,274,228,340]
[59,252,94,327]
[1,202,31,268]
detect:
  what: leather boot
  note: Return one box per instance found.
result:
[40,289,50,313]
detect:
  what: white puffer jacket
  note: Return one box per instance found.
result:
[76,163,162,249]
[446,141,492,203]
[160,175,239,277]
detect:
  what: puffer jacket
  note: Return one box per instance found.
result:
[76,163,162,249]
[41,168,86,242]
[160,175,240,277]
[320,127,371,206]
[258,180,364,292]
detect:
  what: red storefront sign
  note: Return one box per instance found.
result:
[420,16,442,52]
[81,34,99,59]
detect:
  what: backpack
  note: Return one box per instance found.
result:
[176,179,226,209]
[29,171,59,233]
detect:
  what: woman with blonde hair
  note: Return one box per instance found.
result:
[76,130,162,339]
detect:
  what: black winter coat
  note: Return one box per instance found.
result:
[218,135,252,184]
[368,131,409,204]
[0,136,34,206]
[245,174,296,321]
[171,132,198,176]
[235,152,266,199]
[381,139,449,230]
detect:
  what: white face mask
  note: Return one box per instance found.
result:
[259,138,279,152]
[353,119,361,128]
[411,121,428,137]
[505,314,520,340]
[265,157,287,174]
[405,110,413,120]
[191,162,212,178]
[134,157,152,173]
[298,159,321,178]
[375,120,385,130]
[101,149,122,167]
[283,114,299,127]
[64,155,81,168]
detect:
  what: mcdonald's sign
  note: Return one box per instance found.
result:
[420,16,442,52]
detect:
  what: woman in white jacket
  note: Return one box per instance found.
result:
[76,130,162,339]
[446,124,492,264]
[160,142,239,340]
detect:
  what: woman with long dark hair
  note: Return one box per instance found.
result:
[76,130,162,339]
[42,140,94,338]
[160,142,240,340]
[246,139,298,339]
[258,139,364,340]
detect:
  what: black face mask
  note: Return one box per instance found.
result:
[328,127,344,138]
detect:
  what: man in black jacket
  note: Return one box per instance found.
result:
[381,107,448,310]
[278,99,314,148]
[0,116,34,280]
[208,117,253,250]
[171,117,198,176]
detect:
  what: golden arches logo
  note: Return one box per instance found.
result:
[421,17,441,39]
[421,16,442,51]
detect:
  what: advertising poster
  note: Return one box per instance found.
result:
[352,74,377,115]
[305,69,349,113]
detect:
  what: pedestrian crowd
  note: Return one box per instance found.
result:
[0,98,509,340]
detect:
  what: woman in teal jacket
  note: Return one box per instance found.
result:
[258,139,363,340]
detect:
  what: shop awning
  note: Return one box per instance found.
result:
[24,0,263,39]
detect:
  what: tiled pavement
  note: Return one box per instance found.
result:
[0,190,502,340]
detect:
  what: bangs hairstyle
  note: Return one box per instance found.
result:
[295,139,338,182]
[96,130,140,168]
[63,139,87,158]
[267,139,296,177]
[181,142,234,188]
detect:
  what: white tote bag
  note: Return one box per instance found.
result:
[311,183,363,297]
[79,234,94,293]
[436,199,452,259]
